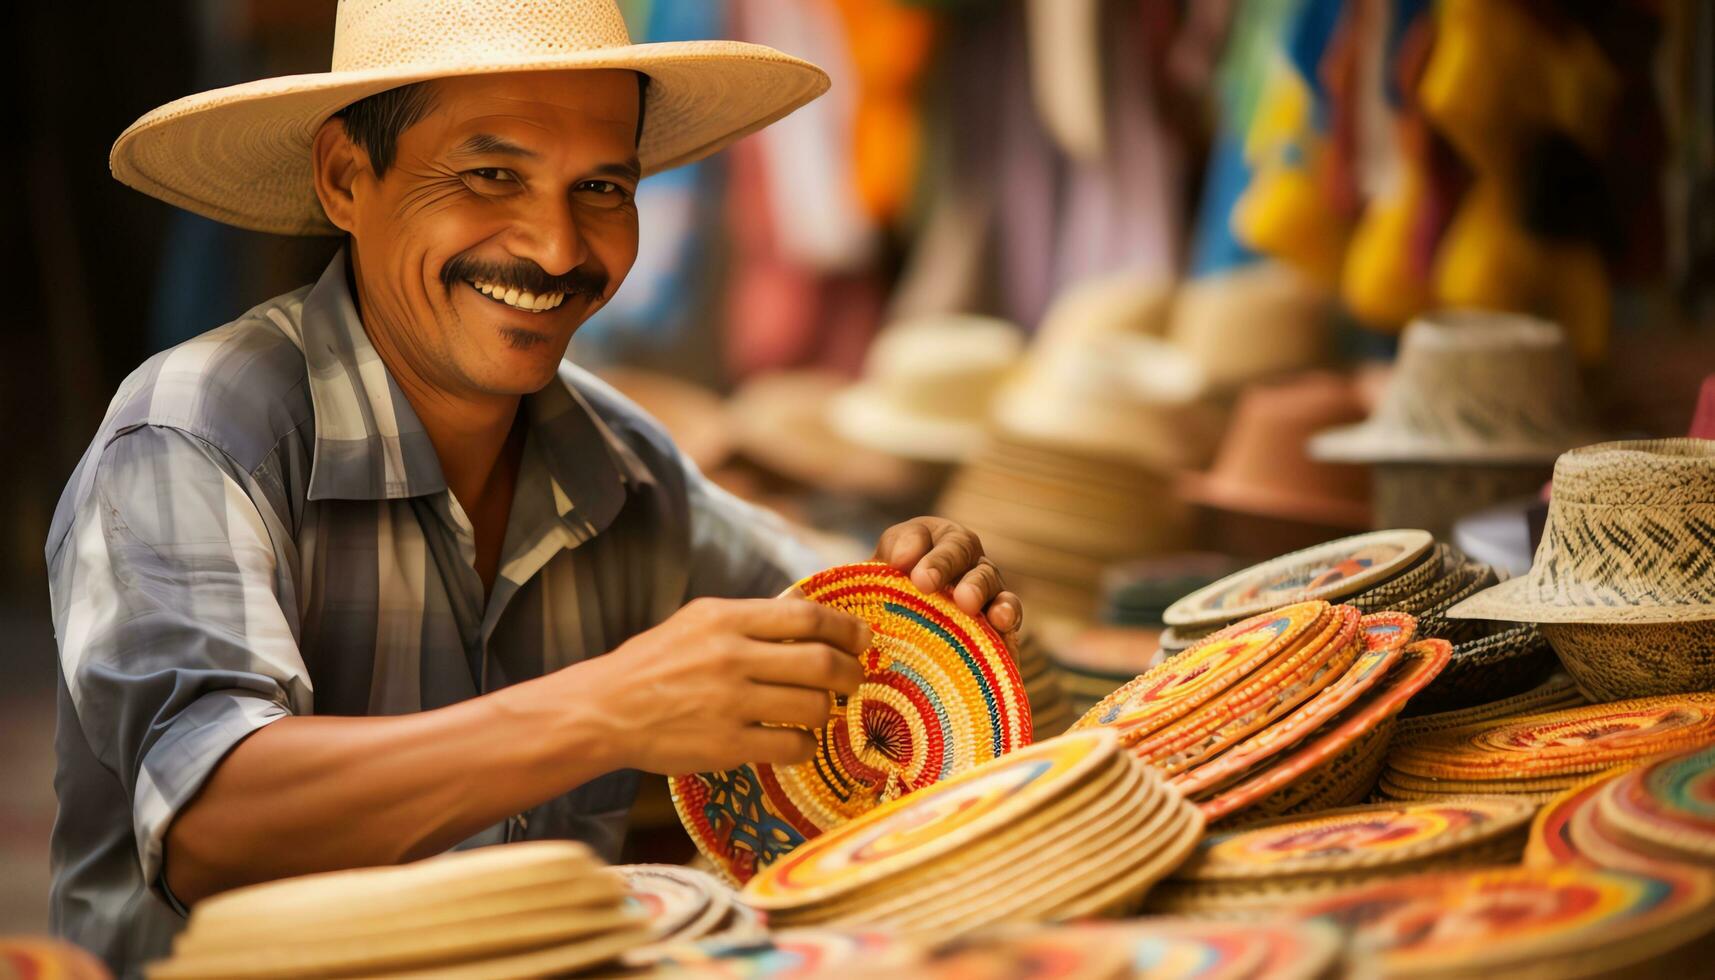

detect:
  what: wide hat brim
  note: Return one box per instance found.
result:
[1444,576,1714,625]
[110,42,829,236]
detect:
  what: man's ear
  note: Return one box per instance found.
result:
[311,118,367,233]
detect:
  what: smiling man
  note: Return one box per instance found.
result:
[46,2,1022,974]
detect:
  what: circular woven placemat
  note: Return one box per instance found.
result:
[672,562,1032,884]
[1599,744,1715,861]
[1164,530,1434,628]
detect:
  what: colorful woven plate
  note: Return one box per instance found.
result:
[1387,694,1715,782]
[1173,613,1414,797]
[1199,640,1452,823]
[1164,530,1434,628]
[653,929,919,978]
[1526,769,1632,867]
[1074,602,1328,741]
[1399,673,1585,739]
[618,865,717,942]
[1293,865,1715,978]
[1177,797,1537,881]
[672,563,1031,883]
[1601,744,1715,860]
[743,730,1118,910]
[1116,920,1344,980]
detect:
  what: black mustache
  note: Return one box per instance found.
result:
[440,254,609,299]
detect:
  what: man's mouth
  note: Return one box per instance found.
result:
[464,278,568,313]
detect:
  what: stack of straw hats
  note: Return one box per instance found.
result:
[614,864,762,966]
[1167,262,1333,391]
[740,729,1204,935]
[830,315,1024,464]
[1012,630,1076,737]
[1159,531,1555,713]
[673,563,1031,884]
[1448,439,1715,701]
[148,842,648,978]
[1179,372,1373,558]
[1072,598,1452,825]
[937,431,1194,625]
[1288,865,1715,979]
[1310,310,1603,538]
[725,369,940,502]
[1381,694,1715,804]
[1527,743,1715,874]
[1148,797,1536,917]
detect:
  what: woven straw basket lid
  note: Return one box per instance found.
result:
[109,0,829,235]
[1448,439,1715,624]
[1310,310,1604,464]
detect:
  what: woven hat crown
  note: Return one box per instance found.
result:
[331,0,633,72]
[1449,439,1715,623]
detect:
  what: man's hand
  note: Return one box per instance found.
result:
[573,597,870,775]
[874,517,1023,638]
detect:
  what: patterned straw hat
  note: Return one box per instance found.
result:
[1447,440,1715,625]
[1310,310,1604,464]
[109,0,829,235]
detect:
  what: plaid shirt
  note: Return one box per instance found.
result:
[44,250,816,974]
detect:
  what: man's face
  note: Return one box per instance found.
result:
[338,69,641,398]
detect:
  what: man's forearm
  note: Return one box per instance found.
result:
[162,664,621,905]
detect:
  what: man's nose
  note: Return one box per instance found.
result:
[512,197,589,277]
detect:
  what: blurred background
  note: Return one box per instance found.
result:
[4,0,1713,932]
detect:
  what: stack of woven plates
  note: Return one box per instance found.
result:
[1382,694,1715,804]
[1161,532,1554,712]
[654,929,922,977]
[149,842,648,979]
[1046,625,1162,721]
[1014,631,1076,737]
[1528,743,1715,874]
[1397,673,1586,740]
[616,864,763,966]
[937,434,1191,625]
[1072,598,1451,824]
[1290,865,1715,978]
[1099,554,1240,629]
[740,729,1203,935]
[673,563,1032,884]
[1148,797,1536,917]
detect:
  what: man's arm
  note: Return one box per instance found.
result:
[51,425,866,908]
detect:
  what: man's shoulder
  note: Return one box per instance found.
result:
[99,285,318,474]
[555,362,682,470]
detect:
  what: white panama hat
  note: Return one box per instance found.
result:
[109,0,829,236]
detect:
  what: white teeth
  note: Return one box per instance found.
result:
[467,280,565,312]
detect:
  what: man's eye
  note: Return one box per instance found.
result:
[575,180,631,207]
[466,168,516,184]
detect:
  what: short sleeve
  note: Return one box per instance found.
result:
[46,424,311,897]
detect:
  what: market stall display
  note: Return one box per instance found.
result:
[147,842,648,979]
[672,562,1031,884]
[1527,743,1715,874]
[616,864,764,966]
[741,729,1203,935]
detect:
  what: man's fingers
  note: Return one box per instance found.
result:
[743,642,866,695]
[740,684,838,729]
[740,726,819,766]
[731,598,872,655]
[912,526,982,594]
[953,557,1007,615]
[877,521,935,571]
[986,591,1024,634]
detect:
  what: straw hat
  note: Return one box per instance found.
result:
[1180,372,1372,529]
[830,315,1024,463]
[1448,440,1715,625]
[1311,310,1603,464]
[1167,262,1333,391]
[108,0,828,235]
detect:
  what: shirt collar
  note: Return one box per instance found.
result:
[299,249,650,534]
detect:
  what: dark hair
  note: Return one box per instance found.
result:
[333,72,651,177]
